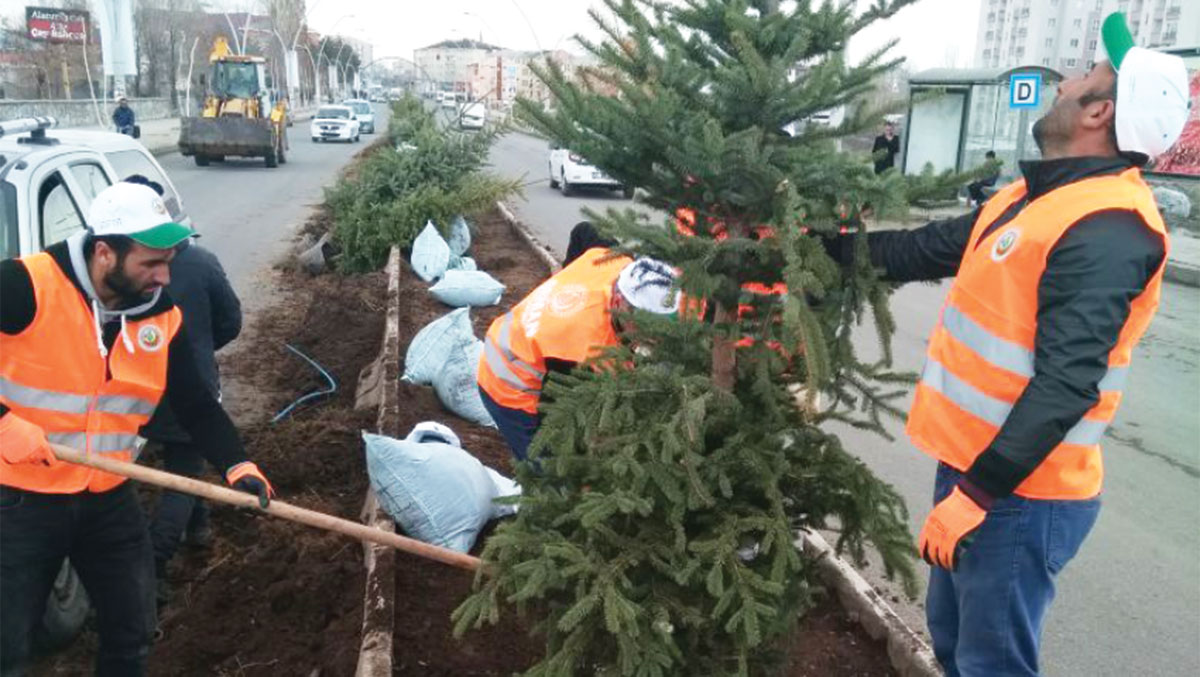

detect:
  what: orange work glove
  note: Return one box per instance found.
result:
[918,485,988,571]
[225,462,275,509]
[0,413,57,466]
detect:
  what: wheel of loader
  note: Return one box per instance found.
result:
[277,143,287,165]
[194,154,210,167]
[264,151,277,168]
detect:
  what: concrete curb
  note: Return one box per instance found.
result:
[495,201,561,273]
[796,530,941,677]
[354,246,403,676]
[1164,261,1200,287]
[495,200,940,676]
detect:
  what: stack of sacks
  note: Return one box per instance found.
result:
[403,308,496,427]
[409,219,502,307]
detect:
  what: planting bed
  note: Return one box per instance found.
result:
[31,200,895,675]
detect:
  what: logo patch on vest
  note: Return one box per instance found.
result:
[991,228,1020,262]
[549,284,588,317]
[137,325,164,352]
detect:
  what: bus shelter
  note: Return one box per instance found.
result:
[901,66,1064,181]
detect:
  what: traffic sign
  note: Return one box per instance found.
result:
[1009,73,1041,109]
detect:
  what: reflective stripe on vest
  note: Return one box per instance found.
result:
[0,376,158,417]
[483,313,543,394]
[920,358,1109,446]
[47,432,143,455]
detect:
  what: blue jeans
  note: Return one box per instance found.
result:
[926,463,1100,677]
[478,386,540,462]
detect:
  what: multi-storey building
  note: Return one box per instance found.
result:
[973,0,1194,77]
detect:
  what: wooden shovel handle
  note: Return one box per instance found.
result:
[50,444,482,572]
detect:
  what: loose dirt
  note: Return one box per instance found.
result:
[32,176,896,676]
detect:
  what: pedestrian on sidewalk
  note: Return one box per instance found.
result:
[0,182,273,676]
[123,175,243,607]
[966,150,1001,206]
[872,120,901,174]
[477,253,679,462]
[113,96,136,137]
[824,13,1186,676]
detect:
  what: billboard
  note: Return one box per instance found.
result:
[25,6,89,44]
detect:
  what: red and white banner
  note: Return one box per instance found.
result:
[25,6,89,44]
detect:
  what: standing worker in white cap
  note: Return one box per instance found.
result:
[477,247,679,462]
[0,182,274,675]
[824,12,1188,676]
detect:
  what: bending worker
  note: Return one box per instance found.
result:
[827,13,1186,676]
[0,182,273,675]
[477,248,678,461]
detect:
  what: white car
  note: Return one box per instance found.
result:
[310,105,360,143]
[548,143,633,198]
[459,102,486,130]
[1,117,192,258]
[342,99,375,134]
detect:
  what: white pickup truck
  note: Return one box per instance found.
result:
[1,117,191,259]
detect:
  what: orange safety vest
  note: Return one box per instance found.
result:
[906,168,1168,499]
[478,248,631,414]
[0,253,182,493]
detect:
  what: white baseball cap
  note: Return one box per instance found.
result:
[1102,12,1190,160]
[616,258,679,315]
[87,182,194,249]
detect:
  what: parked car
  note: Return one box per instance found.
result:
[1,116,195,651]
[310,105,361,142]
[342,99,376,134]
[459,102,486,130]
[1,117,192,258]
[548,143,633,198]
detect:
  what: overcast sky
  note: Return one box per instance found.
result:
[300,0,982,72]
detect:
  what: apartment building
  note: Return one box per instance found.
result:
[973,0,1194,77]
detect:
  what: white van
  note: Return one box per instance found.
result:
[459,102,486,130]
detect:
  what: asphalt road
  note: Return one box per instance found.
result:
[488,130,1200,677]
[161,103,390,313]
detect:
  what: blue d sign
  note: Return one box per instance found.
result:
[1010,73,1041,109]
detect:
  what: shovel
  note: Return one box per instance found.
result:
[50,444,482,572]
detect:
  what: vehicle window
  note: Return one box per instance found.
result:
[352,102,370,114]
[317,107,348,119]
[104,149,184,220]
[69,162,111,203]
[39,172,85,248]
[1,182,17,259]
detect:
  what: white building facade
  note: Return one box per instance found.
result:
[973,0,1194,77]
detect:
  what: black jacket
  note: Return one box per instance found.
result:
[0,241,247,474]
[140,241,242,443]
[831,156,1166,499]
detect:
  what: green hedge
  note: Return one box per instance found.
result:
[328,95,519,272]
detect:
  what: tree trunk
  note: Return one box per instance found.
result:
[711,303,738,392]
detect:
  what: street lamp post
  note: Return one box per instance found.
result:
[312,15,356,103]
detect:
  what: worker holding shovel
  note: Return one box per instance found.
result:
[0,182,272,676]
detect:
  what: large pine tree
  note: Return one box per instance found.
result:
[455,1,969,674]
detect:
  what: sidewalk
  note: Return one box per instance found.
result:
[73,106,321,157]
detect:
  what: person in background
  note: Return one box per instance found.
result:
[113,96,136,136]
[872,120,901,174]
[966,151,1001,206]
[124,176,244,607]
